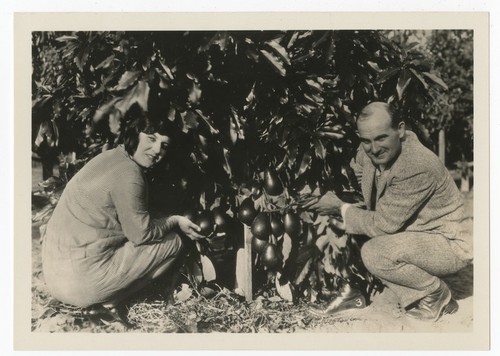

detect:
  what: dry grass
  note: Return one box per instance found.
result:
[126,289,316,333]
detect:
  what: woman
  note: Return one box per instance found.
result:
[41,106,203,319]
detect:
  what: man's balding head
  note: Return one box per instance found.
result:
[356,101,406,169]
[357,102,400,129]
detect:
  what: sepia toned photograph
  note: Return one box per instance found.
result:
[13,11,490,351]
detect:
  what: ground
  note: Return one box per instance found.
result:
[30,162,474,333]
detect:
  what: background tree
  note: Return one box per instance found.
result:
[427,30,473,165]
[386,30,473,165]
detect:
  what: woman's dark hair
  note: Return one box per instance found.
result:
[122,103,171,156]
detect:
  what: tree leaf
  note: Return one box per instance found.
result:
[294,257,313,285]
[195,109,220,135]
[39,307,58,320]
[281,233,293,265]
[422,72,449,90]
[285,31,299,48]
[305,78,323,93]
[367,61,381,72]
[202,31,230,52]
[55,35,78,42]
[115,80,150,114]
[330,232,348,250]
[93,97,121,123]
[275,272,294,302]
[303,92,323,106]
[190,260,203,284]
[221,147,233,179]
[322,248,336,275]
[314,215,330,236]
[299,210,315,224]
[297,151,312,177]
[260,49,286,77]
[297,104,314,116]
[311,31,330,49]
[32,204,55,223]
[229,106,245,142]
[376,67,399,84]
[409,68,429,90]
[95,54,115,70]
[315,233,330,252]
[108,109,122,134]
[266,40,291,66]
[114,70,141,91]
[180,110,199,133]
[396,69,412,100]
[245,47,260,63]
[319,131,344,140]
[409,58,432,71]
[75,45,90,72]
[200,255,217,282]
[313,138,326,159]
[159,60,175,80]
[175,284,193,303]
[403,41,420,50]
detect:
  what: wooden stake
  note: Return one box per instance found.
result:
[234,225,253,301]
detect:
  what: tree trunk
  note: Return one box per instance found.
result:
[438,129,445,165]
[460,175,470,192]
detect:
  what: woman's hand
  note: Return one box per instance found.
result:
[177,216,204,240]
[302,191,344,215]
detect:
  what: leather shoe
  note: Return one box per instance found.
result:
[308,284,366,316]
[405,281,458,321]
[84,304,135,329]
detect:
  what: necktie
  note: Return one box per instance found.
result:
[370,171,378,210]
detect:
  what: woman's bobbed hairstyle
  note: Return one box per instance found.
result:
[122,103,171,156]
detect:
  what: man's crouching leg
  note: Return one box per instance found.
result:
[360,233,465,321]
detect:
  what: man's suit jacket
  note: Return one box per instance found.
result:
[344,130,472,262]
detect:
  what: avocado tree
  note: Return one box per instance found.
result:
[32,30,450,303]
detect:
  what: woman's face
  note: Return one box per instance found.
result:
[133,132,170,168]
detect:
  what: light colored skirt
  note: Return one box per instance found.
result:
[41,232,182,307]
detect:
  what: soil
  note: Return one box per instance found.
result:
[30,162,474,333]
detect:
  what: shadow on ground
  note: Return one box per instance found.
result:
[443,264,473,300]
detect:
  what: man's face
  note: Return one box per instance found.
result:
[357,111,405,168]
[133,132,170,168]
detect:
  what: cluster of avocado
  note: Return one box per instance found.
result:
[184,206,233,239]
[182,169,303,269]
[237,169,302,269]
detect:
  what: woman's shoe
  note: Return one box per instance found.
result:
[84,303,134,328]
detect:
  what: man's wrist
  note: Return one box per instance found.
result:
[340,203,351,220]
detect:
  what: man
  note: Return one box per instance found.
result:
[305,102,472,321]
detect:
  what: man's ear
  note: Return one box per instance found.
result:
[397,121,406,138]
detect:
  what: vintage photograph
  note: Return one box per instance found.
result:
[12,10,490,351]
[29,28,475,334]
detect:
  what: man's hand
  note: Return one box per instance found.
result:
[329,216,346,233]
[302,191,344,216]
[177,216,204,240]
